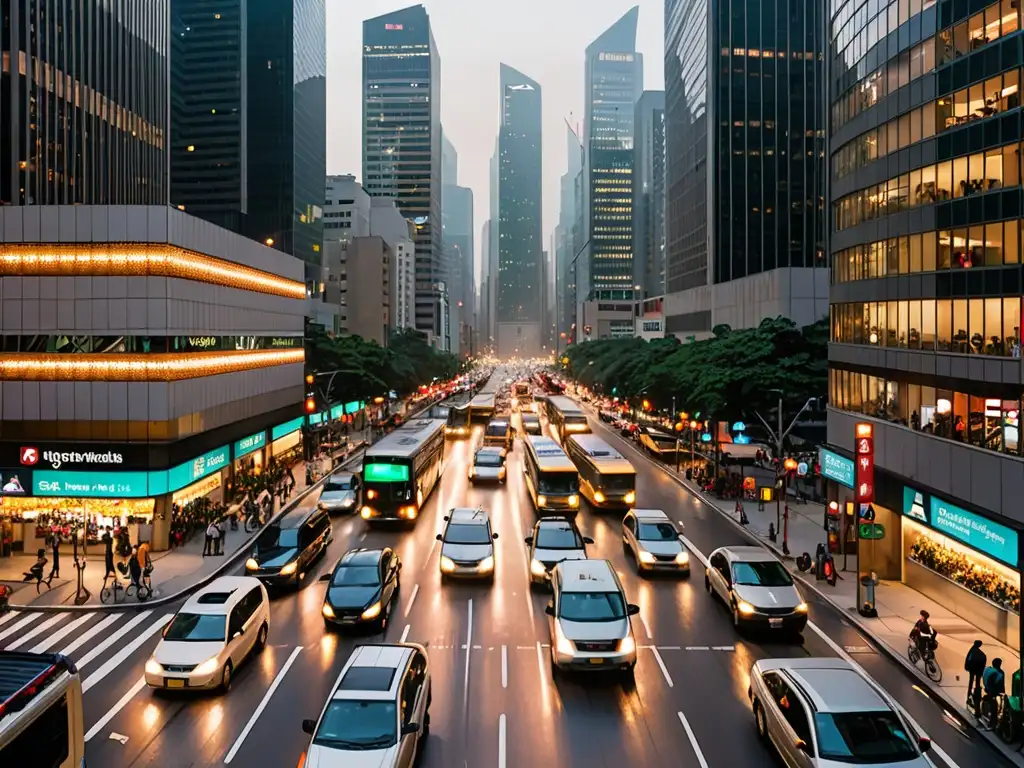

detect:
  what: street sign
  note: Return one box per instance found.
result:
[854,423,874,503]
[859,523,885,540]
[860,504,876,522]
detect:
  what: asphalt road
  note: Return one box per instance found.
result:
[0,381,1009,768]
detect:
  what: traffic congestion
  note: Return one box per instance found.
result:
[0,365,1009,768]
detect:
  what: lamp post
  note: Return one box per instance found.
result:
[782,458,799,555]
[689,420,699,477]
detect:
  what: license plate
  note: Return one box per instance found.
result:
[166,678,186,688]
[769,618,783,628]
[589,657,605,665]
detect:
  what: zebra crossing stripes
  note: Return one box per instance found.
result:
[5,614,66,651]
[0,611,41,642]
[27,613,93,654]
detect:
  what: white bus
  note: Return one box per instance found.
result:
[360,418,447,522]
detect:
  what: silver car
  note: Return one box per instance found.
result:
[622,509,690,576]
[705,546,808,634]
[318,472,361,513]
[749,657,933,767]
[526,517,592,587]
[437,508,498,581]
[469,447,507,484]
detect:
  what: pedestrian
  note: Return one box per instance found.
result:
[964,640,986,710]
[204,520,216,557]
[48,533,60,581]
[102,526,115,577]
[216,518,226,555]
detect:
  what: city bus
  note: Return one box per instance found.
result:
[522,435,580,516]
[445,404,471,437]
[565,434,637,511]
[0,651,86,767]
[542,395,590,443]
[360,418,447,523]
[469,393,497,423]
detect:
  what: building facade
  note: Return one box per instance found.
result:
[556,125,584,347]
[633,90,666,297]
[362,5,444,347]
[324,175,371,240]
[344,236,392,345]
[825,0,1024,650]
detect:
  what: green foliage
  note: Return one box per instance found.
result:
[305,325,460,400]
[565,316,827,421]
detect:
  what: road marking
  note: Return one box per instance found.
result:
[60,613,121,656]
[712,645,735,651]
[85,676,146,741]
[685,646,710,651]
[639,612,652,638]
[27,613,93,654]
[400,624,411,643]
[463,599,473,697]
[0,610,21,628]
[650,646,673,687]
[536,641,546,682]
[76,611,154,670]
[5,614,66,651]
[224,645,304,763]
[501,644,508,688]
[498,713,507,768]
[658,645,682,650]
[679,535,709,568]
[82,614,173,692]
[677,711,710,768]
[0,612,42,642]
[844,645,873,653]
[404,583,420,616]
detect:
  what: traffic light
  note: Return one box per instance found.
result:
[305,396,316,413]
[305,373,315,386]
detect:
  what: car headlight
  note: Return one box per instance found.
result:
[568,494,579,507]
[618,635,636,654]
[245,558,259,571]
[499,467,506,479]
[193,657,221,676]
[469,468,475,477]
[554,624,574,655]
[795,602,808,613]
[675,551,689,565]
[479,556,494,572]
[594,491,606,503]
[361,602,382,620]
[360,506,372,519]
[537,494,548,507]
[342,498,354,507]
[280,562,298,576]
[440,555,456,573]
[530,559,547,577]
[145,659,163,676]
[322,603,335,618]
[736,600,756,615]
[638,550,655,565]
[624,490,636,504]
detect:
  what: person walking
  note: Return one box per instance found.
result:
[216,517,226,556]
[964,640,986,711]
[204,520,217,557]
[102,526,116,578]
[48,533,60,581]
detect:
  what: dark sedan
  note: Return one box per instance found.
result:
[320,547,401,632]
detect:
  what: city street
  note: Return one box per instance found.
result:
[0,399,1007,767]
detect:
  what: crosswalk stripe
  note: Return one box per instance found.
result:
[82,614,174,693]
[0,610,21,628]
[0,612,42,643]
[59,613,121,657]
[76,611,153,670]
[5,614,67,651]
[28,613,95,654]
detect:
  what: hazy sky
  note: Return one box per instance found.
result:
[327,0,665,280]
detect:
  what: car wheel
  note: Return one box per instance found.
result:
[255,622,268,653]
[754,700,768,741]
[220,661,233,693]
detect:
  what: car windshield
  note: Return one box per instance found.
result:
[814,712,919,763]
[332,566,380,587]
[313,700,398,750]
[444,523,492,544]
[163,613,226,642]
[558,592,627,622]
[324,479,353,491]
[538,473,578,494]
[732,560,793,587]
[475,453,503,467]
[256,526,299,552]
[638,522,679,542]
[535,526,584,550]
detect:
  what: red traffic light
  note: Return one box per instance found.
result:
[304,397,316,413]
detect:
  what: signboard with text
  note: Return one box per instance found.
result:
[233,431,267,460]
[818,448,854,488]
[32,470,150,498]
[854,423,874,504]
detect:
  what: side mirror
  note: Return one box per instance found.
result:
[443,515,450,521]
[302,718,316,735]
[524,536,534,546]
[492,532,499,540]
[795,739,810,754]
[435,534,443,541]
[583,537,594,544]
[319,573,331,582]
[626,604,640,616]
[544,602,555,616]
[918,737,931,753]
[401,722,420,736]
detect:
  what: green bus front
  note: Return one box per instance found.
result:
[359,461,420,522]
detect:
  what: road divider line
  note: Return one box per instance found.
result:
[639,612,652,639]
[75,611,153,670]
[5,614,67,651]
[404,583,420,617]
[463,599,473,697]
[59,613,120,657]
[536,641,546,682]
[679,535,709,568]
[501,644,508,688]
[498,713,507,768]
[0,612,41,642]
[650,647,673,687]
[400,624,411,643]
[27,613,94,654]
[82,614,173,692]
[224,645,304,763]
[677,711,710,768]
[85,676,146,741]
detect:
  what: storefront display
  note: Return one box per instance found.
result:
[0,496,155,553]
[270,417,304,461]
[909,535,1020,612]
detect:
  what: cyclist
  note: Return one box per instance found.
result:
[981,657,1006,729]
[128,545,143,591]
[909,610,936,658]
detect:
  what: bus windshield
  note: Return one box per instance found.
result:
[538,472,578,495]
[600,474,635,492]
[447,407,470,427]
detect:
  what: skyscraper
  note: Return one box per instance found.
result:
[581,7,643,302]
[556,124,584,343]
[2,0,169,206]
[441,131,475,357]
[633,90,666,297]
[496,64,543,358]
[362,5,444,347]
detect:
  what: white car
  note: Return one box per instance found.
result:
[526,516,592,587]
[469,447,507,483]
[622,509,689,576]
[437,508,498,581]
[706,546,808,635]
[145,576,269,691]
[319,471,361,513]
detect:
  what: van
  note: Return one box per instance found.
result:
[245,506,332,587]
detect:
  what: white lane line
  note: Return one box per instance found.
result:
[536,641,546,683]
[679,534,709,568]
[685,646,710,651]
[650,646,674,688]
[501,644,508,688]
[400,624,411,643]
[639,612,652,639]
[0,610,21,628]
[59,613,121,657]
[677,711,710,768]
[712,645,735,651]
[463,599,473,696]
[404,583,420,617]
[28,613,94,654]
[5,614,67,651]
[224,645,304,763]
[85,677,146,741]
[75,611,154,670]
[82,614,173,692]
[498,713,507,768]
[0,612,42,643]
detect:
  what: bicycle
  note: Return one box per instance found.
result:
[244,505,266,534]
[100,565,152,603]
[907,635,943,682]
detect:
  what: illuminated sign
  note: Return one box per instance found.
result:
[365,463,410,482]
[166,446,230,492]
[903,486,1019,567]
[33,470,150,498]
[818,448,854,489]
[508,84,535,91]
[599,52,634,62]
[385,23,403,30]
[233,432,267,459]
[272,417,305,441]
[854,423,874,504]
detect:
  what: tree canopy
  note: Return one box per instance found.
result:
[305,324,461,401]
[564,316,827,422]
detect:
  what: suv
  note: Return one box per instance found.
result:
[622,509,689,576]
[145,576,269,692]
[245,506,332,587]
[705,546,808,635]
[437,508,498,581]
[749,658,932,767]
[545,559,639,677]
[302,643,432,768]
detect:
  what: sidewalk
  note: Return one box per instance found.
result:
[0,437,367,607]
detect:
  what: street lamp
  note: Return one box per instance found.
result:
[689,420,699,477]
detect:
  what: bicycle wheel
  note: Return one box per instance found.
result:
[136,582,152,601]
[925,658,942,683]
[244,517,257,533]
[907,644,920,664]
[100,583,113,604]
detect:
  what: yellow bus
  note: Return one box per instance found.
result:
[522,436,580,516]
[541,395,590,443]
[565,433,637,510]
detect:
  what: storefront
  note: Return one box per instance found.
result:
[233,430,267,474]
[269,417,305,463]
[901,485,1021,649]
